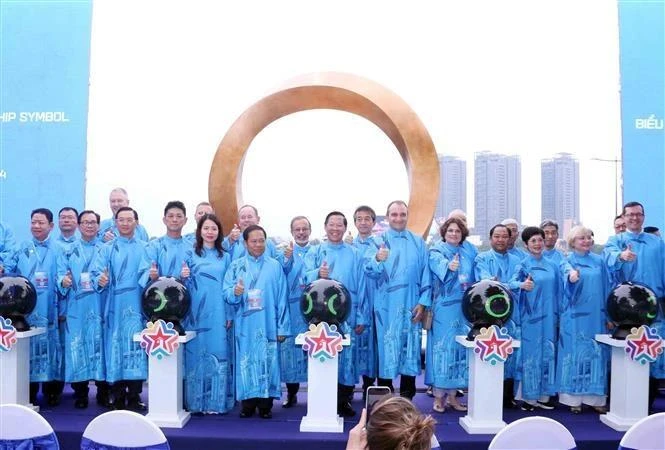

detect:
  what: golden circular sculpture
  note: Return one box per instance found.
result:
[208,72,439,238]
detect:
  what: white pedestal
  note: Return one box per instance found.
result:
[596,334,650,431]
[295,332,350,433]
[134,331,196,428]
[456,335,520,434]
[0,327,46,411]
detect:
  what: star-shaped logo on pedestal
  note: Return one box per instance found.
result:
[0,316,18,352]
[139,319,180,360]
[302,322,344,362]
[474,325,514,365]
[625,325,663,365]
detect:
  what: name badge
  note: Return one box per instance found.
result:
[35,271,49,289]
[80,272,93,291]
[248,288,263,310]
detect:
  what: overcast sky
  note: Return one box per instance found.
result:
[85,0,622,243]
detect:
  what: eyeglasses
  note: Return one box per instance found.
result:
[624,213,644,218]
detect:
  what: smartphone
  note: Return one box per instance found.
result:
[366,386,392,416]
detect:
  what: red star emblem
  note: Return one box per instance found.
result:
[302,322,343,361]
[0,316,18,352]
[140,319,180,359]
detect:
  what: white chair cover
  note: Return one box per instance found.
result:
[489,416,576,450]
[81,410,169,449]
[619,412,665,450]
[0,403,60,449]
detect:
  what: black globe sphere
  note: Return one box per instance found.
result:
[607,282,659,339]
[462,279,514,340]
[142,277,191,335]
[0,276,37,332]
[301,279,350,328]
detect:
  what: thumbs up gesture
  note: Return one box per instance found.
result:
[344,231,354,244]
[99,267,110,288]
[180,261,190,279]
[234,277,244,296]
[569,267,580,283]
[376,243,389,262]
[319,260,329,279]
[62,270,73,288]
[620,243,636,262]
[448,253,460,272]
[149,261,159,281]
[284,241,294,260]
[522,273,534,292]
[229,224,241,244]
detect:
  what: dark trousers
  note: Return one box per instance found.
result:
[377,377,394,392]
[72,380,110,400]
[241,398,273,413]
[286,383,299,396]
[30,381,65,401]
[337,384,354,405]
[112,380,143,401]
[399,375,416,399]
[648,376,660,410]
[362,375,376,389]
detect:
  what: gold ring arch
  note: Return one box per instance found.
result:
[209,72,439,238]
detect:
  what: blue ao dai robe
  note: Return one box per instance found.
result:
[0,221,16,264]
[92,236,147,383]
[56,238,106,383]
[509,255,560,401]
[279,243,312,384]
[139,235,191,287]
[303,241,367,386]
[426,242,474,389]
[182,247,234,413]
[474,249,522,380]
[224,253,290,401]
[4,238,61,381]
[364,229,432,379]
[351,236,380,378]
[557,251,609,405]
[604,231,665,377]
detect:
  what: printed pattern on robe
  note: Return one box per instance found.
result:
[303,242,367,386]
[279,244,311,384]
[425,242,474,389]
[364,229,431,379]
[4,239,61,381]
[509,256,559,400]
[604,231,665,377]
[57,239,106,382]
[556,252,609,397]
[182,248,235,413]
[92,237,147,383]
[351,237,379,378]
[224,254,290,401]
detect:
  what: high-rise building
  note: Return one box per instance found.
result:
[474,152,521,243]
[541,152,579,236]
[435,155,466,221]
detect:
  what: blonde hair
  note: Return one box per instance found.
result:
[365,396,436,450]
[567,225,593,249]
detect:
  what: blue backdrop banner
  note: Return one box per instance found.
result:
[618,0,665,230]
[0,0,93,242]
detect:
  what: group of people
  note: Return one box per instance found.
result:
[0,189,663,421]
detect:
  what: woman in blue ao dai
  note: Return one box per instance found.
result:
[426,217,473,413]
[509,227,562,410]
[181,214,234,414]
[557,226,609,413]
